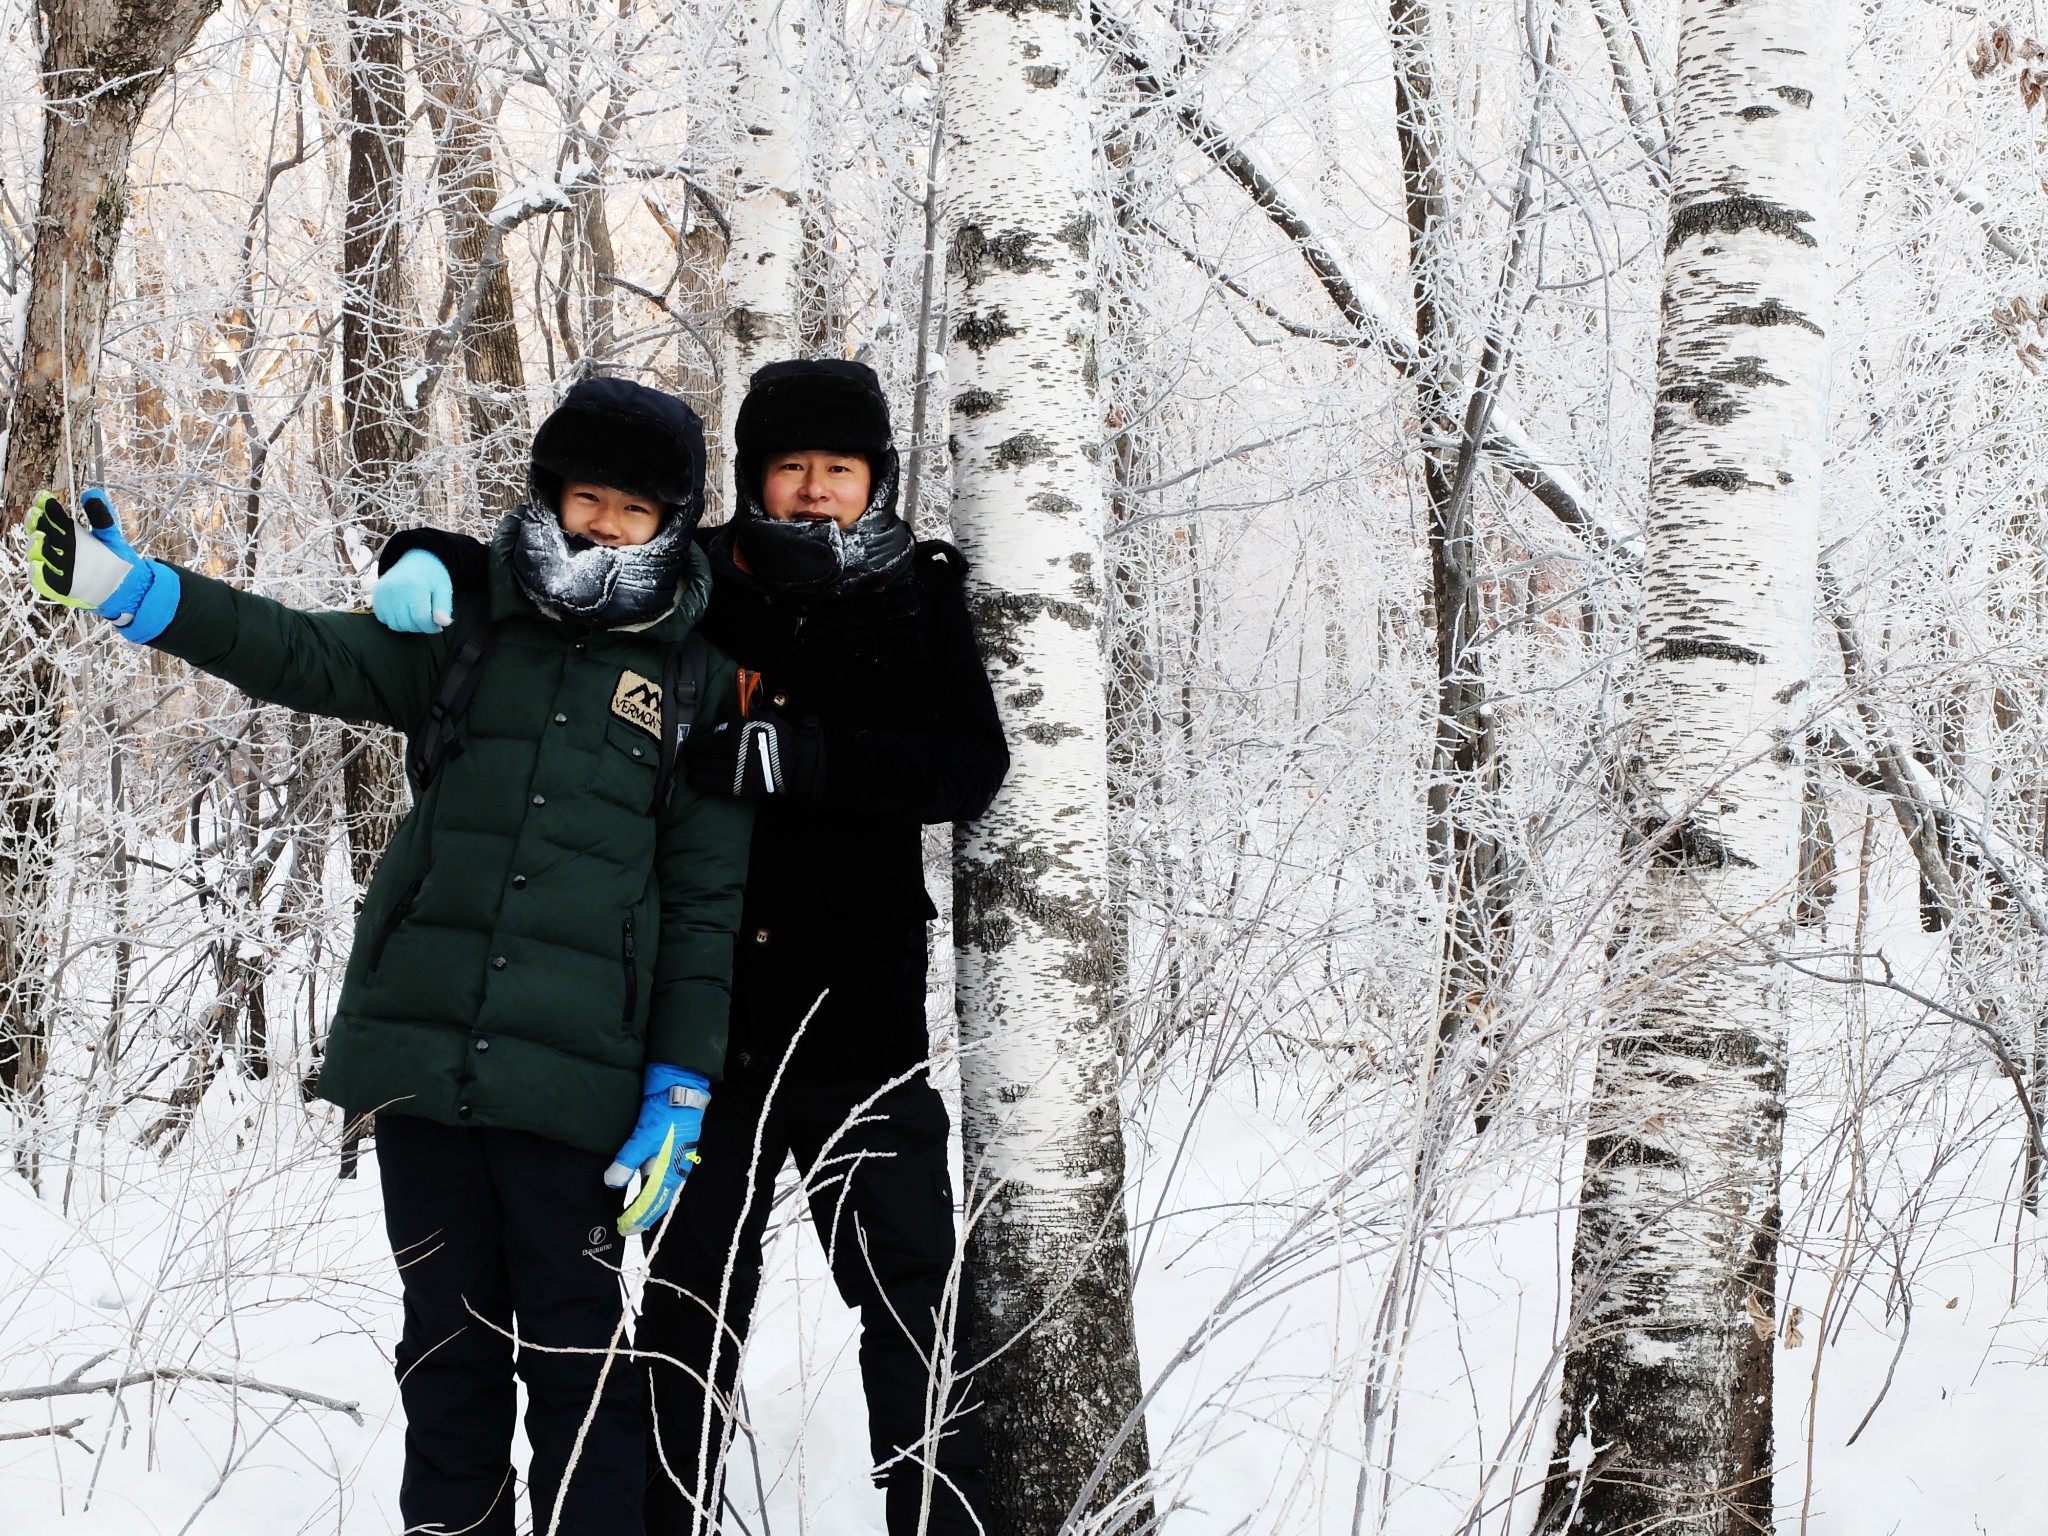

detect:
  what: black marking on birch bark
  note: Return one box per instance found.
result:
[1713,295,1824,335]
[952,307,1018,353]
[1657,636,1766,663]
[1008,684,1045,709]
[1056,214,1092,256]
[954,838,1112,993]
[1665,194,1818,253]
[968,588,1098,665]
[993,432,1053,468]
[950,224,1053,286]
[1773,85,1813,107]
[1738,105,1778,121]
[1681,466,1757,492]
[954,387,1006,418]
[961,0,1073,16]
[1022,721,1084,745]
[1022,64,1062,87]
[1584,1126,1684,1171]
[1624,816,1758,869]
[1029,491,1077,513]
[728,305,769,344]
[1659,355,1785,428]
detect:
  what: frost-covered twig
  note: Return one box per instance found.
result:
[0,1368,364,1425]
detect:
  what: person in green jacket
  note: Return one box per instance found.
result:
[23,378,754,1536]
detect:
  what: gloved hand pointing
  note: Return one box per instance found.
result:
[373,548,454,633]
[26,489,182,642]
[605,1063,712,1235]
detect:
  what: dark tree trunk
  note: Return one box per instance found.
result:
[420,36,527,517]
[1389,0,1514,1062]
[337,0,418,880]
[0,0,219,1101]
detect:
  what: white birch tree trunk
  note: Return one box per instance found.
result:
[722,0,806,452]
[1541,4,1841,1531]
[943,0,1152,1526]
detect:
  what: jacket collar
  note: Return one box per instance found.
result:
[488,512,713,641]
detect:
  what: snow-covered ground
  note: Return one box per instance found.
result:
[6,1050,2045,1532]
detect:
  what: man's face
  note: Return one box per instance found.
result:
[559,480,662,547]
[760,450,872,529]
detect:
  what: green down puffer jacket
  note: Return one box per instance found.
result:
[150,521,754,1154]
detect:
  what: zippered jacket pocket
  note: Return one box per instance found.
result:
[621,915,638,1023]
[368,877,423,972]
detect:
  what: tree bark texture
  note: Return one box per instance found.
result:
[722,0,805,445]
[337,0,418,883]
[943,0,1153,1527]
[341,0,418,528]
[419,36,527,517]
[0,0,218,1096]
[1542,5,1840,1531]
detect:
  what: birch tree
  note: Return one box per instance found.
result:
[0,0,218,1099]
[943,0,1152,1525]
[1540,3,1841,1528]
[723,0,806,441]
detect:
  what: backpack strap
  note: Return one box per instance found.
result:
[407,604,500,790]
[656,632,714,813]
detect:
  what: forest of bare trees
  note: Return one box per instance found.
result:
[7,0,2048,1529]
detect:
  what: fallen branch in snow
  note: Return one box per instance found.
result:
[0,1358,364,1426]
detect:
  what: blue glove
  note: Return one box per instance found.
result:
[373,548,453,633]
[604,1064,711,1235]
[26,488,181,643]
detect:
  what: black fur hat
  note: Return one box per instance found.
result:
[530,376,707,525]
[733,360,893,490]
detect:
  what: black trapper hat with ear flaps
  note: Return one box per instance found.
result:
[528,376,708,528]
[733,359,894,490]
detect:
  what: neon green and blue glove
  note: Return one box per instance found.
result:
[26,489,181,642]
[605,1064,711,1236]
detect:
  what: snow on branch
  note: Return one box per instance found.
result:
[1099,8,1638,562]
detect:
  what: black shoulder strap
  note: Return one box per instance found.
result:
[408,605,500,790]
[656,632,714,813]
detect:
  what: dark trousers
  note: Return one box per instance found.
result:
[377,1112,645,1536]
[639,1077,991,1535]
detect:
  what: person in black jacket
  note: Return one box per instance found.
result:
[373,360,1007,1536]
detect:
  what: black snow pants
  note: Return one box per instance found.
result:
[638,1077,991,1535]
[377,1112,645,1536]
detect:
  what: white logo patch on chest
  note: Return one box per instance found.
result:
[611,669,663,738]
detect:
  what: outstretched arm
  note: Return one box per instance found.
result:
[153,566,449,731]
[26,487,446,729]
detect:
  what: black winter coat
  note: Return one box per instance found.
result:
[380,523,1010,1085]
